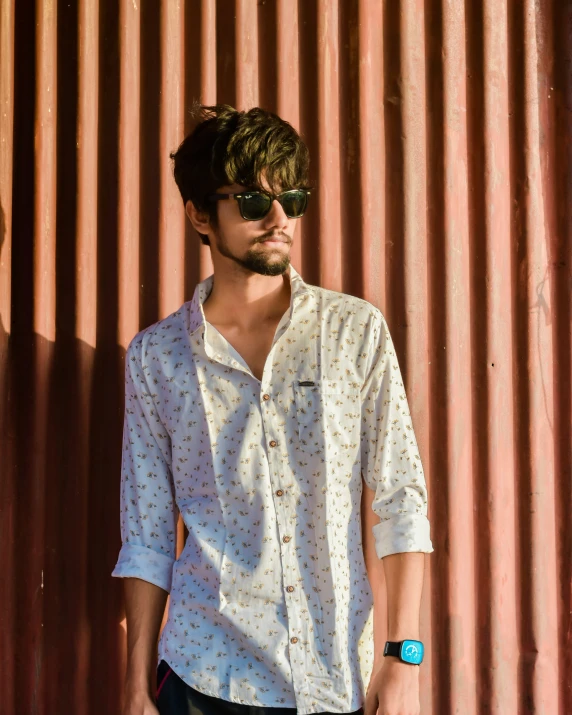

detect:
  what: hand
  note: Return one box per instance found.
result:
[364,657,420,715]
[122,689,160,715]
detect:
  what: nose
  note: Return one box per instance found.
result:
[262,198,289,230]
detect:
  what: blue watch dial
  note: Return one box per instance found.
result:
[400,640,424,665]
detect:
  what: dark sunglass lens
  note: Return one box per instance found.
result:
[241,192,271,220]
[281,191,308,218]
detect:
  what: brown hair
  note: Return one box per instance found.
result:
[170,104,311,245]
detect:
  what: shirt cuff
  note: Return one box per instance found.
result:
[111,543,175,593]
[372,514,434,560]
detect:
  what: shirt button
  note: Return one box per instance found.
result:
[269,440,277,447]
[262,393,270,401]
[286,585,295,593]
[283,536,291,543]
[276,489,284,497]
[290,637,298,644]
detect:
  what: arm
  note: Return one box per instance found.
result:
[360,311,433,714]
[359,310,433,562]
[362,481,425,667]
[123,578,169,706]
[112,335,178,712]
[363,551,425,715]
[383,551,424,643]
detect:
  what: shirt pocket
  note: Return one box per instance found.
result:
[293,378,361,458]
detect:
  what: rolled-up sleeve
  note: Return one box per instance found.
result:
[111,334,178,592]
[360,310,434,560]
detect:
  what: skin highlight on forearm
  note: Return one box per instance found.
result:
[123,577,169,696]
[361,479,425,666]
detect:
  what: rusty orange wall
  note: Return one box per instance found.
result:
[1,1,571,713]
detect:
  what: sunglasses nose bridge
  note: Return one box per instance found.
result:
[264,196,290,224]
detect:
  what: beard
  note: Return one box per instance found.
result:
[213,228,292,276]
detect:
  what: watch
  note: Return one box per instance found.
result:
[383,639,424,665]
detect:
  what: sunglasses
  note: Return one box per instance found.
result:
[207,189,311,221]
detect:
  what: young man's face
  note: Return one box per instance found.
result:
[188,174,301,277]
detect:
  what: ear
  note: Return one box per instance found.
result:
[185,200,211,235]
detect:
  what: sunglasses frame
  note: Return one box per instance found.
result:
[207,189,311,221]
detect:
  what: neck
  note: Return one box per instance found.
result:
[203,266,292,332]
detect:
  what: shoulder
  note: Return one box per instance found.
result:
[307,282,387,329]
[125,303,192,367]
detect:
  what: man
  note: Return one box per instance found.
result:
[112,105,434,715]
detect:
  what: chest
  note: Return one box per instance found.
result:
[208,323,281,382]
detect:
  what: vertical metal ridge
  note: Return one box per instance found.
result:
[552,4,572,713]
[465,0,500,710]
[276,0,301,270]
[316,0,341,289]
[159,1,185,316]
[399,0,428,426]
[399,5,438,712]
[76,0,98,349]
[0,0,14,337]
[0,0,15,706]
[118,0,141,347]
[24,1,59,711]
[70,2,100,712]
[521,0,560,707]
[201,0,217,105]
[338,0,361,298]
[425,1,449,709]
[356,0,384,309]
[439,2,477,712]
[481,1,519,712]
[235,0,259,110]
[198,0,216,284]
[34,0,57,342]
[382,0,404,331]
[297,0,319,280]
[276,0,300,127]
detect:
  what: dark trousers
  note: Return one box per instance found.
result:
[155,660,364,715]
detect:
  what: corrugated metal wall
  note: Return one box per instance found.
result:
[1,1,570,713]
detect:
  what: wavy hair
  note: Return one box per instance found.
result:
[170,104,311,245]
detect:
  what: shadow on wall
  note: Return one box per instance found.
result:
[0,0,132,695]
[1,191,128,712]
[1,3,195,711]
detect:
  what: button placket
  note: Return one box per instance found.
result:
[260,384,303,663]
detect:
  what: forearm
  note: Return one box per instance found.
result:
[381,551,424,642]
[124,577,169,696]
[364,553,425,714]
[361,479,388,664]
[361,479,426,663]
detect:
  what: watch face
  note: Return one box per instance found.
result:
[400,640,424,665]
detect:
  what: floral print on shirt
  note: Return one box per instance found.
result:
[112,264,434,715]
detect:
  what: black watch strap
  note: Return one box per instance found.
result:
[383,641,401,658]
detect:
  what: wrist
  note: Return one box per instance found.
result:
[384,655,420,668]
[124,688,157,713]
[387,631,420,641]
[125,671,154,696]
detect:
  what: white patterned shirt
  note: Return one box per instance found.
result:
[112,264,434,715]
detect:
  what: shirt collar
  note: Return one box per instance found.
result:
[187,263,311,336]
